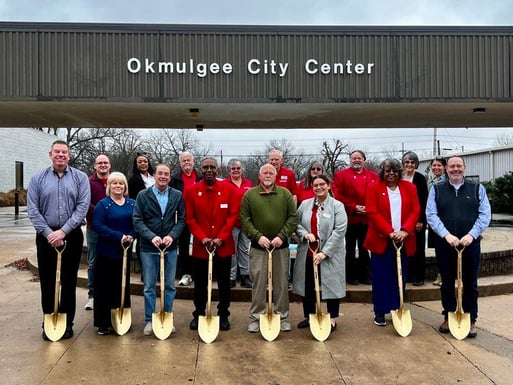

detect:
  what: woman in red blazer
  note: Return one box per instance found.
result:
[363,158,421,327]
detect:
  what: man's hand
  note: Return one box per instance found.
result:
[270,236,283,248]
[444,233,460,247]
[459,234,474,247]
[162,235,174,246]
[258,236,271,249]
[47,229,66,247]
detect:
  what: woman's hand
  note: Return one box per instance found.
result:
[313,252,326,265]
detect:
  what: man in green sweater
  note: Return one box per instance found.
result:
[240,163,297,333]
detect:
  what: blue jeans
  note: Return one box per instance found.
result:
[140,248,178,322]
[230,226,250,280]
[86,228,98,298]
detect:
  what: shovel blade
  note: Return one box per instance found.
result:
[111,308,132,336]
[309,312,331,342]
[44,313,67,342]
[259,313,280,342]
[448,311,471,340]
[152,311,174,340]
[198,315,220,344]
[391,308,412,337]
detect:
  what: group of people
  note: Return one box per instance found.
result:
[27,140,490,341]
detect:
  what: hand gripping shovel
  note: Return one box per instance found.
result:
[198,246,220,344]
[44,241,67,342]
[448,246,471,340]
[260,247,280,342]
[152,244,174,340]
[391,241,412,337]
[308,241,331,342]
[111,241,132,335]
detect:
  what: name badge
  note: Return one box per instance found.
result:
[322,212,331,219]
[220,203,228,209]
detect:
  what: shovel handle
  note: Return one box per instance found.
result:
[392,240,405,310]
[156,243,169,314]
[205,246,216,316]
[454,246,466,313]
[51,241,67,316]
[119,240,131,312]
[265,247,275,314]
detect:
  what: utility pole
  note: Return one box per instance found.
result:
[433,127,438,156]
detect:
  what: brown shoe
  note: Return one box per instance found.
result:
[439,320,449,334]
[467,323,477,338]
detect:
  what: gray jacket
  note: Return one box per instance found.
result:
[293,195,348,299]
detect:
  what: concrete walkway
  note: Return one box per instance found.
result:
[1,207,513,384]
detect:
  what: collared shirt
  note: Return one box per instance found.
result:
[152,185,169,215]
[27,166,90,237]
[426,179,491,240]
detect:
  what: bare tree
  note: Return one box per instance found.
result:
[321,139,349,177]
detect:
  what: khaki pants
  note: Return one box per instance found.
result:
[249,247,290,322]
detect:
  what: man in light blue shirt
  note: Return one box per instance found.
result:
[426,156,491,339]
[27,140,90,341]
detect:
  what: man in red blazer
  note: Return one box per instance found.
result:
[184,157,239,331]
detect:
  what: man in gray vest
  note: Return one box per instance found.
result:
[426,156,491,339]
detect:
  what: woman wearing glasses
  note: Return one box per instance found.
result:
[297,161,324,205]
[293,174,348,334]
[364,158,420,327]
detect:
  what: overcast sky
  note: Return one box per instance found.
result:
[2,0,513,159]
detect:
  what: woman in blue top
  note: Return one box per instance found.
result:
[92,172,137,335]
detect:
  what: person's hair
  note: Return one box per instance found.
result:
[228,159,242,169]
[402,151,419,169]
[179,151,194,161]
[201,157,218,167]
[302,160,324,189]
[269,149,283,159]
[378,158,403,180]
[51,140,69,150]
[131,153,154,176]
[106,172,128,196]
[259,163,277,175]
[154,163,171,173]
[430,155,447,167]
[350,150,366,161]
[447,156,466,166]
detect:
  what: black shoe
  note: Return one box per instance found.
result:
[189,318,198,330]
[438,320,449,333]
[331,322,337,333]
[230,280,236,288]
[42,330,50,341]
[347,278,359,285]
[374,314,386,327]
[240,275,252,288]
[97,327,112,335]
[62,326,74,339]
[220,317,230,331]
[467,323,477,338]
[413,280,425,286]
[297,319,310,329]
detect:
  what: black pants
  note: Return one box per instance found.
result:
[302,256,340,319]
[192,255,231,318]
[36,227,83,328]
[94,254,131,329]
[408,225,426,282]
[177,225,192,276]
[345,223,371,282]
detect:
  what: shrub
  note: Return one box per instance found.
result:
[0,189,27,207]
[485,172,513,214]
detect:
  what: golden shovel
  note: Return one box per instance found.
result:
[391,241,412,337]
[152,244,174,340]
[44,241,67,342]
[260,247,280,342]
[198,246,220,344]
[308,241,331,342]
[111,241,132,336]
[448,246,471,340]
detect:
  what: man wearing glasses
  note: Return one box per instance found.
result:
[333,150,378,285]
[184,157,239,331]
[224,159,254,288]
[84,154,111,311]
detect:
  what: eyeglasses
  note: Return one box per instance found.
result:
[231,167,241,170]
[403,160,416,165]
[311,167,322,171]
[96,162,110,165]
[202,165,217,170]
[312,182,327,188]
[384,169,400,174]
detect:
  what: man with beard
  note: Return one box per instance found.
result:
[240,164,297,333]
[170,151,202,287]
[427,156,491,339]
[333,150,378,285]
[184,157,239,331]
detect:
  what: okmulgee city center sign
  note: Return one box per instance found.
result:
[0,22,512,128]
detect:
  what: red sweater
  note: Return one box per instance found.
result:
[184,179,239,259]
[223,177,253,226]
[332,167,378,225]
[276,166,297,196]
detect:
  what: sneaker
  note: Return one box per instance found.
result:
[280,319,292,332]
[438,320,450,333]
[433,274,442,286]
[374,313,386,327]
[248,321,259,333]
[84,298,94,310]
[143,322,153,336]
[97,327,112,335]
[178,274,192,286]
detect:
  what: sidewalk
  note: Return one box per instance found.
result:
[1,207,513,384]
